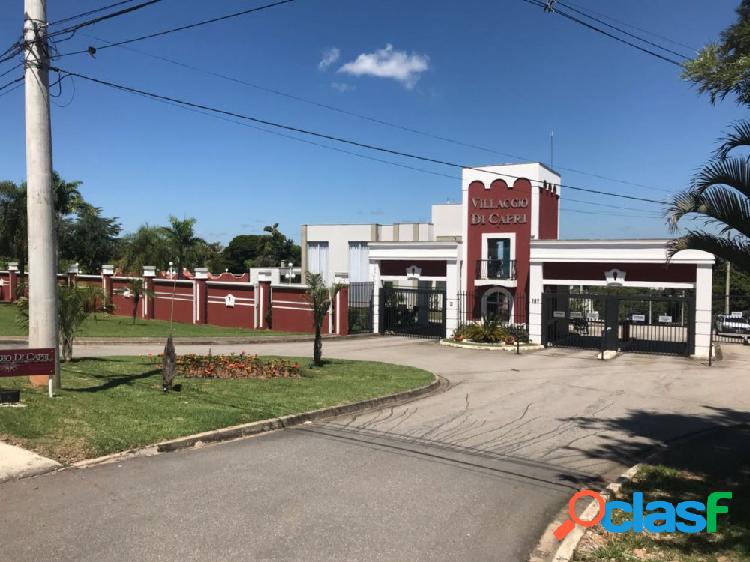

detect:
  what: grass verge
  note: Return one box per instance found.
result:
[574,463,750,562]
[0,356,434,463]
[0,303,302,338]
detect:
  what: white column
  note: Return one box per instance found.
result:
[694,263,713,358]
[528,262,544,344]
[371,260,381,333]
[333,272,349,335]
[445,259,460,338]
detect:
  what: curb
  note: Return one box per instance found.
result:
[528,421,750,562]
[0,333,378,346]
[72,373,446,469]
[528,465,640,562]
[439,340,544,353]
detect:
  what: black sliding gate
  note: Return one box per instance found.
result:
[381,286,446,339]
[542,292,694,357]
[348,282,374,334]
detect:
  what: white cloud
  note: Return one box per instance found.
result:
[318,47,340,71]
[331,82,355,93]
[337,44,430,89]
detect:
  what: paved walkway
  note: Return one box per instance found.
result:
[0,440,60,483]
[1,338,749,561]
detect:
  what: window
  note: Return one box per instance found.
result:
[348,242,369,283]
[306,242,329,282]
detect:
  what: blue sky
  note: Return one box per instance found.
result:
[0,0,745,243]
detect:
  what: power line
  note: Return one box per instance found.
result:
[562,0,698,52]
[48,0,144,27]
[50,66,668,206]
[93,80,663,220]
[0,76,24,94]
[54,0,298,57]
[0,78,23,99]
[556,1,690,60]
[47,0,167,40]
[73,31,678,196]
[519,0,683,66]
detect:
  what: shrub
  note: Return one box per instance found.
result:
[505,324,529,343]
[174,353,301,379]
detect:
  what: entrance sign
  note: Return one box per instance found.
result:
[0,348,56,399]
[658,315,673,323]
[631,314,646,322]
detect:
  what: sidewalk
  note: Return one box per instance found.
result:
[0,440,60,483]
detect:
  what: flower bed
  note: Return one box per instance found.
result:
[175,353,301,379]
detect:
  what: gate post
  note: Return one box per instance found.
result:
[604,295,619,351]
[370,260,381,334]
[528,262,544,345]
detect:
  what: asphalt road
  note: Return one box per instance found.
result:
[2,338,749,561]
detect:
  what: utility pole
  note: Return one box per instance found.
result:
[725,260,731,315]
[24,0,59,389]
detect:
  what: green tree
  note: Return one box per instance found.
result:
[222,234,262,273]
[118,225,170,275]
[305,272,340,366]
[60,205,122,273]
[160,216,205,279]
[253,223,301,268]
[683,0,750,106]
[194,240,227,273]
[0,172,86,274]
[667,121,750,272]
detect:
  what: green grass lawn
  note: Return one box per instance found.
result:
[0,303,301,338]
[574,464,750,562]
[0,356,434,463]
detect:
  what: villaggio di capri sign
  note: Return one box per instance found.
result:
[470,197,529,225]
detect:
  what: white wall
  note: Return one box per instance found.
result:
[431,203,462,239]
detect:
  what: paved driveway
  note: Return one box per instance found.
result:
[1,338,749,561]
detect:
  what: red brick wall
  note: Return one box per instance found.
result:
[271,286,329,334]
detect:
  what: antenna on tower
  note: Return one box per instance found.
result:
[550,129,554,169]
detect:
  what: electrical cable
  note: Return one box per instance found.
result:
[50,66,669,206]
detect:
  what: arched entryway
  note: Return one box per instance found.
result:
[481,287,513,322]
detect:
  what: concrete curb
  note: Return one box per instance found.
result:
[72,373,446,469]
[439,340,544,353]
[529,421,750,562]
[0,441,62,484]
[0,333,378,346]
[528,465,640,562]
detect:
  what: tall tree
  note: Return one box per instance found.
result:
[667,121,750,272]
[222,234,262,273]
[253,223,301,268]
[683,0,750,106]
[118,225,170,275]
[160,216,205,279]
[61,205,122,273]
[0,172,85,274]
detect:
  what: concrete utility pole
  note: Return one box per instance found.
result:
[24,0,59,389]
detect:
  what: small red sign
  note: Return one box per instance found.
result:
[0,348,55,377]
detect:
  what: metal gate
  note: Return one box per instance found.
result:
[348,282,374,334]
[542,292,694,357]
[381,286,446,339]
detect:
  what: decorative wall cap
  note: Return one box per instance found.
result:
[142,265,157,277]
[194,267,209,279]
[257,271,273,282]
[67,263,79,274]
[7,261,18,272]
[101,265,114,275]
[333,272,349,284]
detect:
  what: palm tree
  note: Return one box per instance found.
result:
[160,216,205,279]
[305,273,340,366]
[668,120,750,272]
[0,173,83,275]
[118,225,170,275]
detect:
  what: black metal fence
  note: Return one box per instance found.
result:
[347,282,374,334]
[380,286,445,339]
[542,291,694,356]
[474,259,517,281]
[457,290,527,326]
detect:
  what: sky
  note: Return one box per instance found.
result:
[0,0,745,244]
